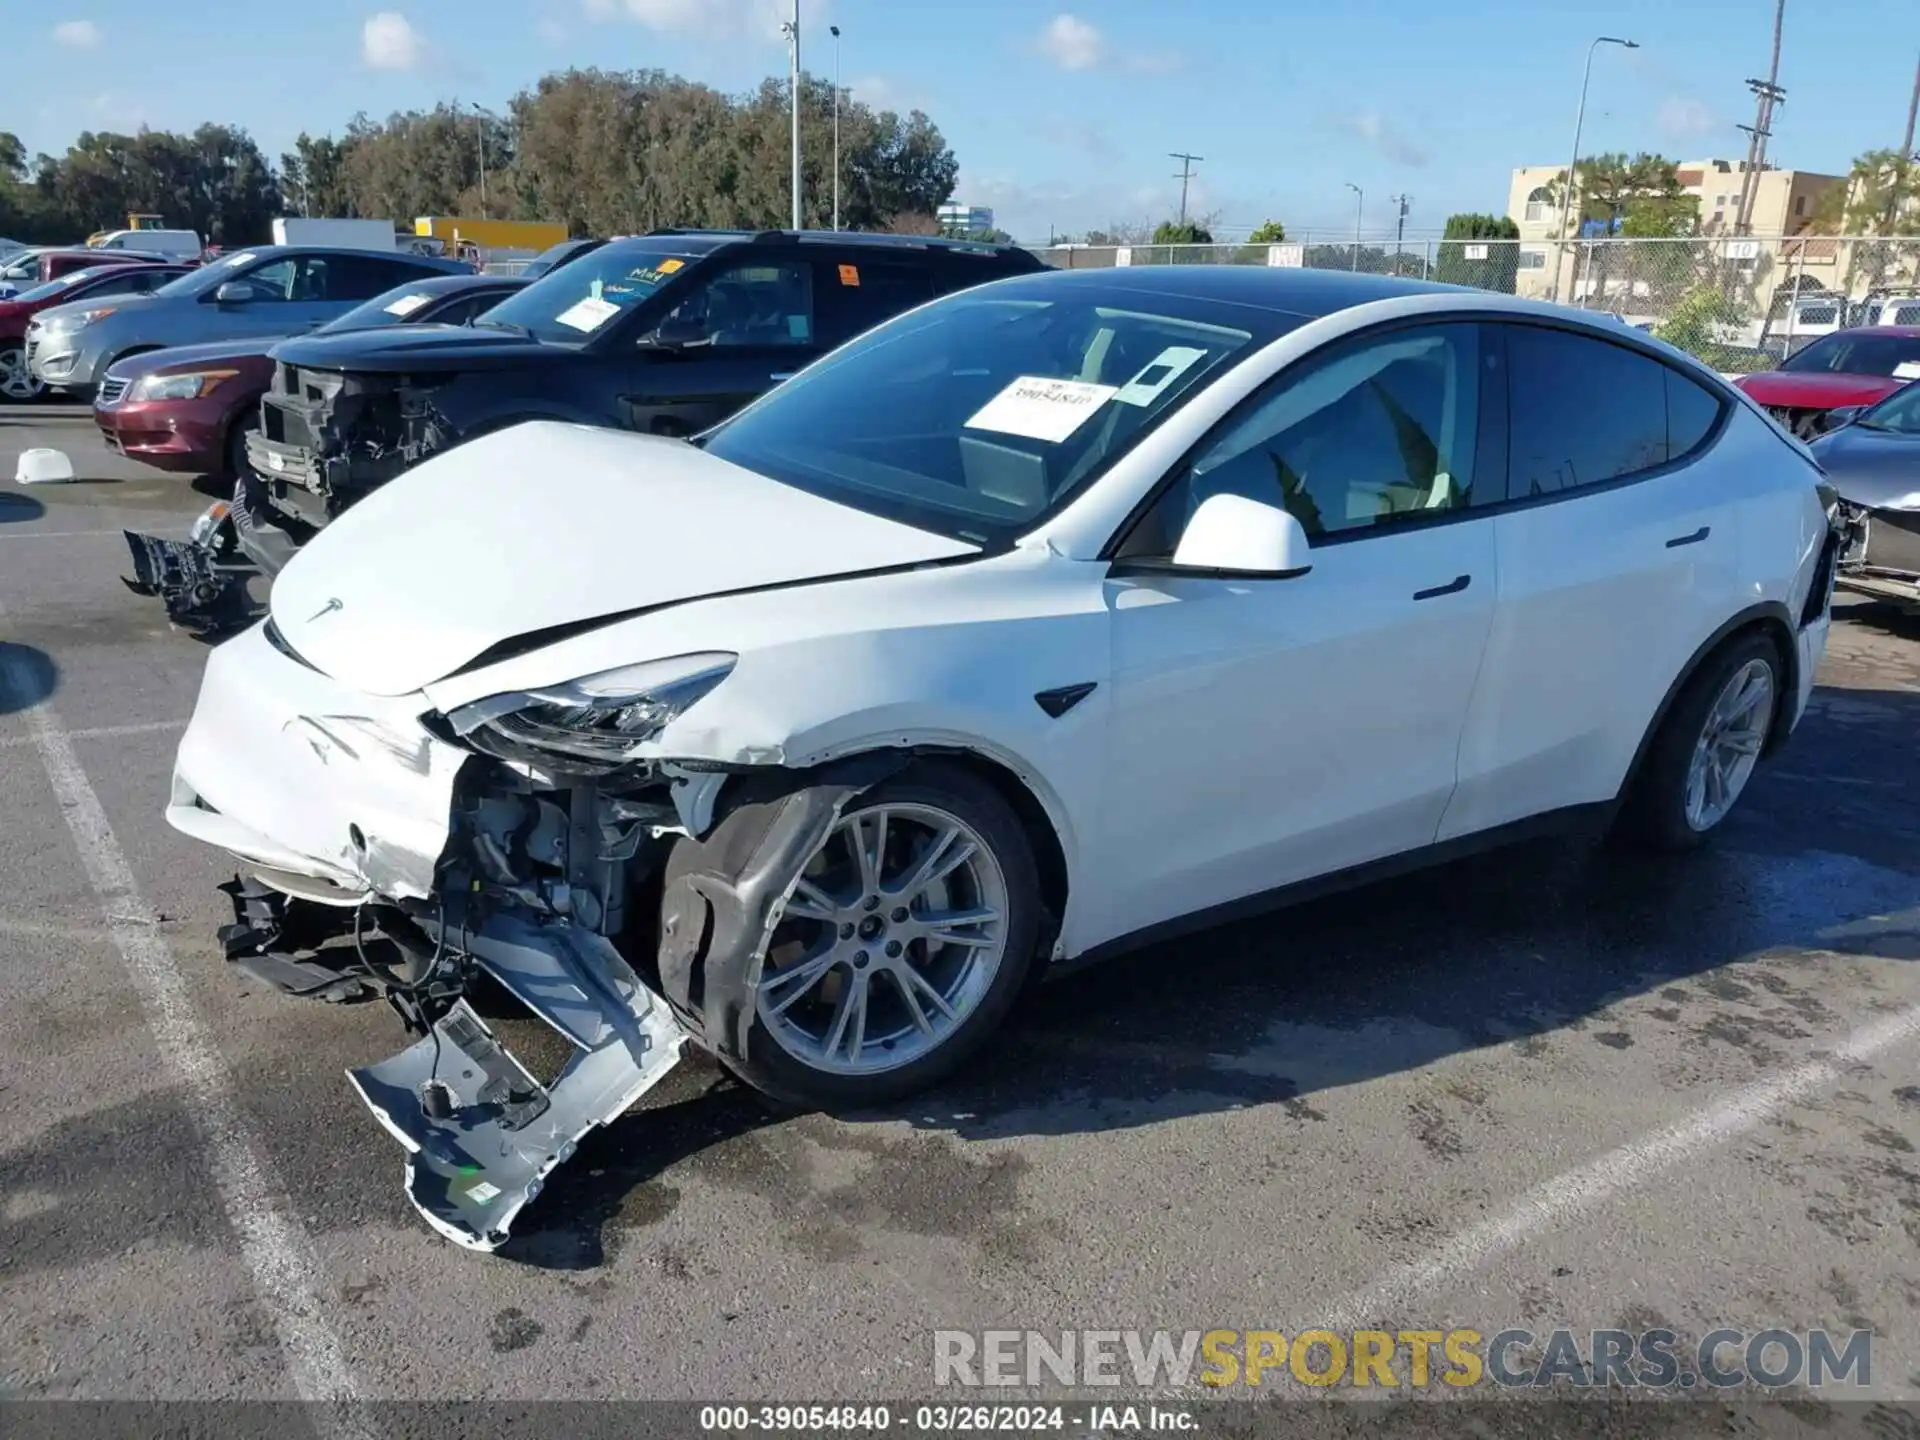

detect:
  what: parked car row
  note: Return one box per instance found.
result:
[151,262,1845,1249]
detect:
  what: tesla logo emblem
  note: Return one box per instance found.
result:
[307,598,343,622]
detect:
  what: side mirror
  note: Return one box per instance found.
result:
[1825,405,1865,430]
[214,281,253,306]
[1167,493,1313,578]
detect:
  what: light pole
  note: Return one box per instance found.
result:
[1552,35,1637,302]
[1346,183,1363,270]
[471,102,488,215]
[781,1,802,230]
[831,24,842,231]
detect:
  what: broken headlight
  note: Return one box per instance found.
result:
[444,652,736,775]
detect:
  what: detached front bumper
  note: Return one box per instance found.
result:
[1834,500,1920,604]
[166,622,690,1249]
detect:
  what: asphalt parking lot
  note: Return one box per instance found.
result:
[3,400,1919,1417]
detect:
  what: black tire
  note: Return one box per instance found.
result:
[0,340,45,401]
[1616,630,1783,853]
[723,760,1043,1111]
[226,414,259,481]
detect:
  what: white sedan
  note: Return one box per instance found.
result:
[164,266,1838,1248]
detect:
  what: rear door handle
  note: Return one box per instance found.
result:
[1413,574,1471,601]
[1666,525,1711,549]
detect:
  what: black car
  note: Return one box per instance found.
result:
[236,229,1046,566]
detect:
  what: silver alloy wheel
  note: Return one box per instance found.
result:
[0,343,43,401]
[758,801,1010,1076]
[1684,658,1775,832]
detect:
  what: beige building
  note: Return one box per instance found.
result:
[1502,158,1845,302]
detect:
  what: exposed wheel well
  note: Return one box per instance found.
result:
[922,749,1070,956]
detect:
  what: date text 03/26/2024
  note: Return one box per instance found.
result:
[698,1406,1194,1433]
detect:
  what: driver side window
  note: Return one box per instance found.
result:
[648,262,814,349]
[1117,322,1493,557]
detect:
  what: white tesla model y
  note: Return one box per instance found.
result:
[163,266,1839,1248]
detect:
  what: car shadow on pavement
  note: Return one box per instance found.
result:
[0,490,45,524]
[498,682,1920,1267]
[0,643,58,712]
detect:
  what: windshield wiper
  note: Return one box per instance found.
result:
[473,318,533,338]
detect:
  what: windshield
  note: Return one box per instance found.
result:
[1781,331,1920,379]
[474,241,698,344]
[12,269,107,304]
[149,248,265,300]
[1856,380,1920,435]
[317,282,465,335]
[700,283,1277,546]
[0,251,42,282]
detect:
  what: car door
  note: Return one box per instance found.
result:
[209,255,337,337]
[1095,321,1503,942]
[1439,322,1740,840]
[616,256,825,437]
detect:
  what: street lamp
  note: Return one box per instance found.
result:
[1552,35,1638,302]
[1346,183,1363,271]
[831,24,842,231]
[466,102,489,215]
[781,1,802,230]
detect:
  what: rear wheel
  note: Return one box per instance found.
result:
[725,762,1042,1110]
[1617,631,1781,851]
[0,341,44,401]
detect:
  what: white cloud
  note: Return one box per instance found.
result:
[362,11,426,71]
[1038,14,1104,71]
[1659,97,1715,139]
[53,19,102,48]
[1337,109,1431,168]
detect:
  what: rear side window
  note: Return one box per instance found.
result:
[1665,369,1724,460]
[815,260,936,347]
[1506,326,1671,496]
[323,254,436,301]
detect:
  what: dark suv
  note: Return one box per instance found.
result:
[245,229,1045,497]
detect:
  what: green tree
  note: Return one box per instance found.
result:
[1546,152,1698,237]
[1432,212,1520,293]
[1152,220,1213,245]
[1247,219,1286,243]
[1810,148,1920,237]
[1654,285,1753,371]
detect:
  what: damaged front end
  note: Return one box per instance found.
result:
[122,502,257,634]
[200,642,906,1251]
[248,361,453,522]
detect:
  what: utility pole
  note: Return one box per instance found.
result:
[782,0,802,230]
[831,25,842,231]
[1170,152,1204,226]
[1346,182,1363,270]
[1389,193,1410,268]
[471,103,488,214]
[1733,0,1787,235]
[1886,50,1920,233]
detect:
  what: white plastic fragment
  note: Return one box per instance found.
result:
[15,448,75,485]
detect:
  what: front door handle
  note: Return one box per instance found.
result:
[1666,525,1711,549]
[1413,574,1471,601]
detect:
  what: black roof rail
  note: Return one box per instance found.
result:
[640,225,1038,261]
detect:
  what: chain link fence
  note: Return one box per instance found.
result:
[1028,236,1920,374]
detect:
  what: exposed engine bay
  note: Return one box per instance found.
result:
[217,741,908,1250]
[1833,497,1920,605]
[122,363,458,633]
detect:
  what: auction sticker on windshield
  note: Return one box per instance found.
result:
[1895,360,1920,380]
[555,296,621,333]
[384,293,433,317]
[966,376,1118,443]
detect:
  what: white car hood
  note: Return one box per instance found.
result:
[267,421,979,697]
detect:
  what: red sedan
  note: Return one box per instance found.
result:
[93,272,527,476]
[1735,326,1920,439]
[0,262,191,400]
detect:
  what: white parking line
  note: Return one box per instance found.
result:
[1315,1000,1920,1333]
[0,642,369,1416]
[0,719,187,749]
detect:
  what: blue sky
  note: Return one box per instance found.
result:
[16,0,1918,243]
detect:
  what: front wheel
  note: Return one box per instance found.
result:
[1617,631,1781,851]
[725,762,1042,1110]
[0,341,45,401]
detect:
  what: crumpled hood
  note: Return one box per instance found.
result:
[1735,370,1907,409]
[267,420,979,697]
[1810,423,1920,510]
